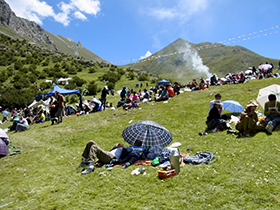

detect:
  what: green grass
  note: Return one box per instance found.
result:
[1,78,280,209]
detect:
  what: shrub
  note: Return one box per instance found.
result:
[128,72,135,80]
[40,82,52,90]
[117,68,126,75]
[107,82,115,90]
[38,71,47,79]
[138,73,149,81]
[99,72,121,83]
[87,83,98,95]
[88,67,96,73]
[65,83,76,90]
[72,76,86,87]
[0,71,8,83]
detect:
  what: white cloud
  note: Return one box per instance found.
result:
[140,51,152,59]
[148,0,209,23]
[5,0,101,26]
[70,0,101,15]
[74,11,87,20]
[6,0,55,25]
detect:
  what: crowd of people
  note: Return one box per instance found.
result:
[115,82,182,110]
[203,93,280,137]
[0,91,66,132]
[1,60,280,135]
[209,62,278,86]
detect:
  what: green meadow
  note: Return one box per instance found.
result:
[1,78,280,210]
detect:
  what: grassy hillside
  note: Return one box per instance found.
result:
[0,33,154,108]
[122,38,279,83]
[1,78,280,209]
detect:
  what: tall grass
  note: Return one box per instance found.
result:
[1,78,280,209]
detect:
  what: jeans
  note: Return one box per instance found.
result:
[265,115,280,129]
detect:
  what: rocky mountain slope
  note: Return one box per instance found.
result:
[0,0,104,62]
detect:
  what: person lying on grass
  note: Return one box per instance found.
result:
[110,139,148,169]
[79,140,147,174]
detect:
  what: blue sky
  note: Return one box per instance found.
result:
[5,0,280,65]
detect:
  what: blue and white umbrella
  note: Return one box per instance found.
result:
[157,79,170,84]
[222,100,244,113]
[122,120,172,149]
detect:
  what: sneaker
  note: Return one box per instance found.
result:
[226,123,232,130]
[121,162,130,169]
[227,130,237,135]
[265,121,273,134]
[211,128,217,132]
[78,160,88,168]
[110,159,118,164]
[81,166,95,174]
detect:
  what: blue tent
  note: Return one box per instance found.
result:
[157,79,170,84]
[35,85,80,99]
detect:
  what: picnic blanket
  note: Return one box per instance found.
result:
[106,153,189,167]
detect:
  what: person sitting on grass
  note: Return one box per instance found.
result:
[15,115,29,132]
[35,110,45,123]
[235,100,263,137]
[206,100,231,132]
[156,86,169,102]
[264,94,280,134]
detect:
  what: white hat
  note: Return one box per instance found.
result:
[213,100,222,105]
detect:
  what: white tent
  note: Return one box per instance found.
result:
[28,98,51,112]
[57,77,72,85]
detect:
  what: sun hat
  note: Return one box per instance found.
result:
[213,100,222,105]
[246,100,259,108]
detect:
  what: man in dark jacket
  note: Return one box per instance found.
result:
[100,86,109,110]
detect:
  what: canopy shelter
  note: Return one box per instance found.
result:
[35,85,80,100]
[35,85,83,111]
